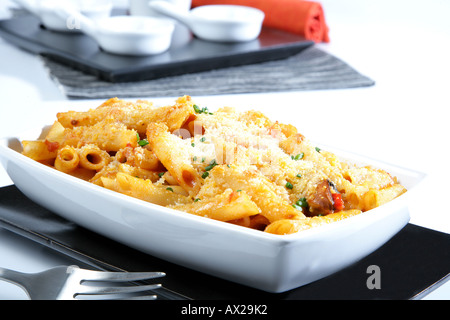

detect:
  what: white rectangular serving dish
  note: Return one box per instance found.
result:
[0,127,426,293]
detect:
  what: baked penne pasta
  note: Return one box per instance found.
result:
[21,96,408,235]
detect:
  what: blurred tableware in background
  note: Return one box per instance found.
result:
[149,1,264,42]
[191,0,330,42]
[11,0,112,32]
[54,4,175,55]
[130,0,191,17]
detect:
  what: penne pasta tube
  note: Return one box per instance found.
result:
[22,140,57,161]
[115,146,163,171]
[90,161,160,186]
[78,144,111,171]
[54,145,79,173]
[66,167,96,181]
[169,189,259,221]
[69,119,138,151]
[57,96,193,135]
[162,171,179,185]
[44,121,66,144]
[101,172,190,206]
[146,95,195,133]
[165,185,189,196]
[134,148,163,171]
[147,122,203,196]
[361,184,407,211]
[265,210,362,235]
[56,98,154,130]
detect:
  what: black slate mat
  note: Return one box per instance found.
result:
[0,12,313,83]
[0,10,375,99]
[0,184,449,300]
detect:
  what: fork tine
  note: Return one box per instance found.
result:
[75,294,158,300]
[122,295,158,300]
[76,283,162,296]
[74,269,166,282]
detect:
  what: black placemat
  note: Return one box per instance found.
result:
[0,184,449,300]
[0,11,313,83]
[0,9,375,99]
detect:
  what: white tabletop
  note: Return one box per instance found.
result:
[0,0,449,300]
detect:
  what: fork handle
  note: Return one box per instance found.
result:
[0,267,30,293]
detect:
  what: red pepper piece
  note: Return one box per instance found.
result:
[332,193,344,211]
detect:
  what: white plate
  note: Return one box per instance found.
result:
[0,127,426,293]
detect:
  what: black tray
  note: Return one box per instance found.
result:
[0,184,449,300]
[0,11,314,83]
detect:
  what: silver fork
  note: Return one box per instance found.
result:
[0,265,165,300]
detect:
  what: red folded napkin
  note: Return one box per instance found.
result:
[191,0,330,43]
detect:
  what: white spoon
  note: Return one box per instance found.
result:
[54,5,175,56]
[12,0,112,32]
[148,1,265,42]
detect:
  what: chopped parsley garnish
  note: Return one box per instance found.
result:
[291,153,304,160]
[193,104,213,115]
[296,174,302,178]
[293,198,308,210]
[315,147,321,152]
[136,132,148,147]
[295,197,309,208]
[166,187,173,192]
[202,159,217,178]
[204,159,217,171]
[158,172,165,178]
[136,133,149,146]
[200,136,206,142]
[138,139,149,146]
[194,198,201,202]
[285,182,293,189]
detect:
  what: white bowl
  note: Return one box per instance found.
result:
[149,2,265,42]
[0,127,426,292]
[92,16,175,56]
[188,5,265,42]
[52,5,176,56]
